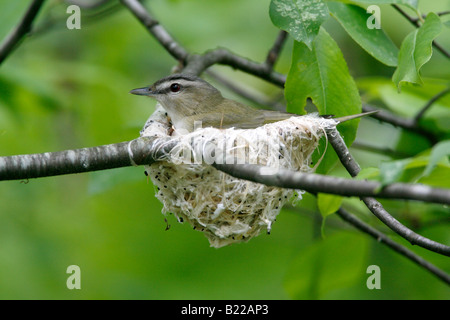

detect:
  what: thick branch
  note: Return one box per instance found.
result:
[2,135,450,206]
[0,137,170,181]
[0,0,45,64]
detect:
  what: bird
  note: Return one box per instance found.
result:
[130,73,376,133]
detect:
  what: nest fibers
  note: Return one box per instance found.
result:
[141,105,337,248]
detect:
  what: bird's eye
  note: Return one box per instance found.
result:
[170,83,181,93]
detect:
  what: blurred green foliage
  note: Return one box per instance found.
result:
[0,0,449,299]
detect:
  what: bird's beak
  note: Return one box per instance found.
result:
[129,87,153,96]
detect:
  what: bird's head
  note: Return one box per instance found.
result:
[130,74,223,118]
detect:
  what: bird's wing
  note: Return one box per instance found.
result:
[188,112,267,129]
[261,110,292,124]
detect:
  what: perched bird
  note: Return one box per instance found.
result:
[130,73,376,132]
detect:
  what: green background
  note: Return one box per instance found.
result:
[0,0,449,299]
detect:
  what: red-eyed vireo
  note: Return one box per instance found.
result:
[130,74,376,132]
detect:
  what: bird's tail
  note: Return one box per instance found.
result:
[333,110,379,123]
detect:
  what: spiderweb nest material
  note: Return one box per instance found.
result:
[141,104,337,248]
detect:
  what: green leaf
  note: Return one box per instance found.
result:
[378,149,450,186]
[286,27,362,173]
[355,167,380,180]
[318,193,343,238]
[269,0,329,49]
[328,2,398,66]
[423,140,450,177]
[392,13,442,91]
[317,193,343,218]
[379,158,412,186]
[418,164,450,188]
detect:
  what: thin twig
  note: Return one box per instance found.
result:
[410,10,450,23]
[362,197,450,256]
[120,0,189,61]
[414,87,450,122]
[336,207,450,285]
[0,0,46,65]
[326,127,450,256]
[362,104,437,144]
[264,30,288,70]
[183,49,286,87]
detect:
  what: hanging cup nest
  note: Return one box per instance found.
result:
[141,104,337,247]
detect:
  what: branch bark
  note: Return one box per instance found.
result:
[2,135,450,207]
[0,137,170,181]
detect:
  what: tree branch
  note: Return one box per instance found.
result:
[264,30,288,70]
[213,162,450,207]
[0,0,46,65]
[0,137,171,181]
[411,10,450,23]
[120,0,189,61]
[414,87,450,122]
[362,104,437,144]
[336,207,450,285]
[326,127,450,256]
[183,48,286,86]
[120,0,287,86]
[2,134,450,208]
